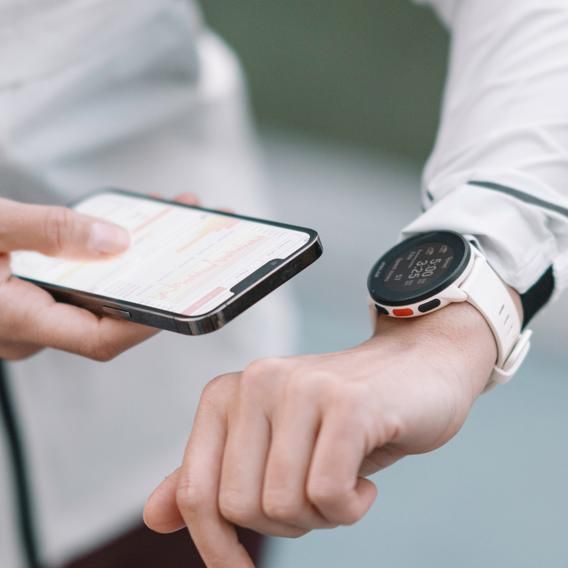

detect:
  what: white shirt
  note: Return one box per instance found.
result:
[0,0,177,87]
[0,2,295,566]
[408,0,568,300]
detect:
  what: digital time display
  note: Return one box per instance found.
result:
[368,231,470,307]
[382,242,455,291]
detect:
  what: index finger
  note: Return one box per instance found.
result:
[173,376,253,568]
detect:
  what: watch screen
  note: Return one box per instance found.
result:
[383,242,454,292]
[367,231,470,306]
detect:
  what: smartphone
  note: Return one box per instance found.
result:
[11,189,322,335]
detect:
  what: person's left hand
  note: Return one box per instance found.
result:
[0,192,200,361]
[144,301,500,568]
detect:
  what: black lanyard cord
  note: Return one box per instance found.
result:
[0,360,43,568]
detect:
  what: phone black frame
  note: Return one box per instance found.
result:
[16,189,323,335]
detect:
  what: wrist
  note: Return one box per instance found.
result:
[369,301,499,400]
[367,232,530,391]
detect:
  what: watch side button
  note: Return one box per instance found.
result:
[393,308,414,317]
[418,299,441,313]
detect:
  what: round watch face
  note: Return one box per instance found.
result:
[367,231,471,307]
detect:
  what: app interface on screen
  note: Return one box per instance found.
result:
[12,193,311,316]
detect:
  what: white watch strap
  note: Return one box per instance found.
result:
[460,248,532,387]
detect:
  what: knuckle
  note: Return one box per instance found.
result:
[218,489,259,525]
[89,346,115,363]
[43,206,74,255]
[243,357,287,382]
[287,528,310,539]
[175,481,207,517]
[306,479,363,525]
[263,493,302,523]
[87,334,119,363]
[240,357,289,397]
[201,373,237,405]
[306,478,345,508]
[343,507,366,526]
[90,349,116,363]
[338,504,365,526]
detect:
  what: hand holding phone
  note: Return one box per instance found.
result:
[12,190,322,335]
[0,195,156,361]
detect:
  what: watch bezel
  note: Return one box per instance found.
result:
[367,231,471,307]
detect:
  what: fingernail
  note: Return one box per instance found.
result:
[89,222,130,254]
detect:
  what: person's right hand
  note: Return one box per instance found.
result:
[0,196,156,361]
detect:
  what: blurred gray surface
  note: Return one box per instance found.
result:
[259,131,568,568]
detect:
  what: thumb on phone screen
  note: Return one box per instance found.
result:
[0,198,130,259]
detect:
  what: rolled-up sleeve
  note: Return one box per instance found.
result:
[404,0,568,314]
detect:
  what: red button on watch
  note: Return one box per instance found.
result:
[392,308,414,317]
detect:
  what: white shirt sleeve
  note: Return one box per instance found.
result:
[405,0,568,304]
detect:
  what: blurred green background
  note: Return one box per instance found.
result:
[202,0,448,162]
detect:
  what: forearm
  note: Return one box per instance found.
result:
[409,0,568,318]
[370,301,496,403]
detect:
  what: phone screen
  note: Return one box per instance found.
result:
[12,192,312,317]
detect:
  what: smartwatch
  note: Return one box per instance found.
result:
[367,231,532,388]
